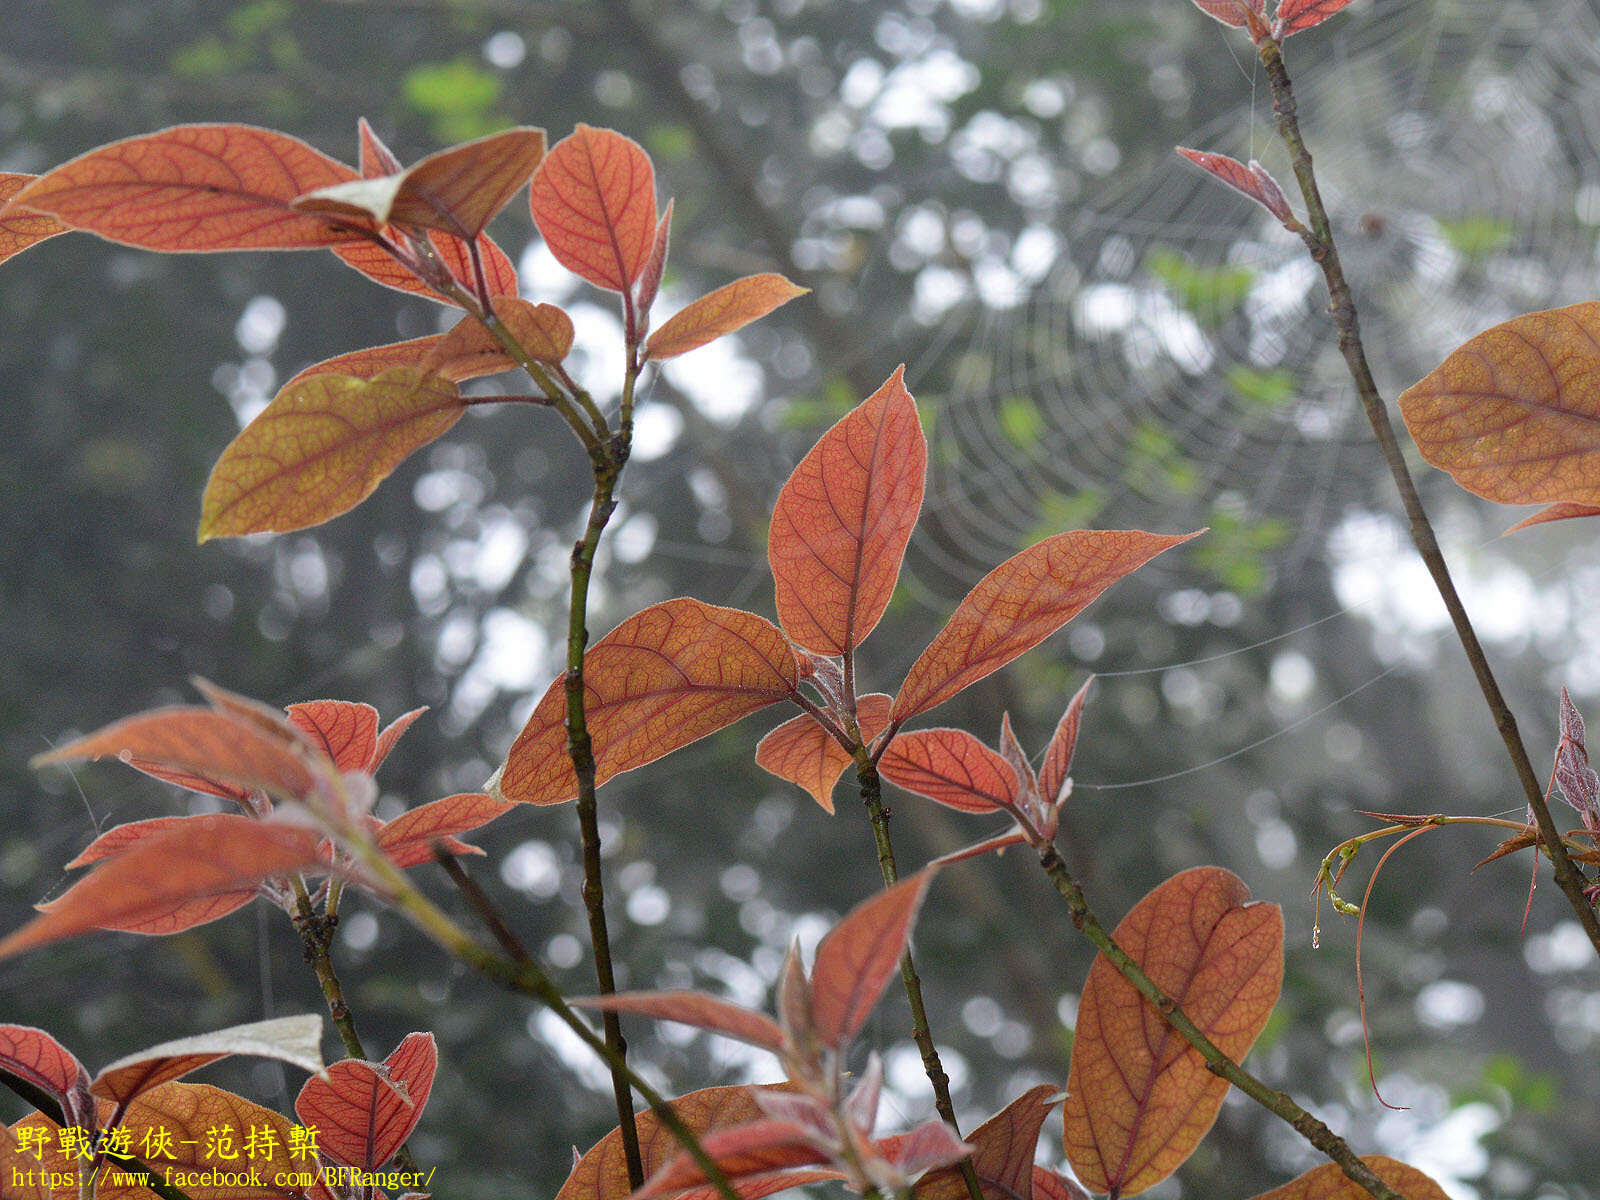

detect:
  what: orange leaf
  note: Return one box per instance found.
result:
[1037,676,1093,808]
[878,728,1018,814]
[910,1085,1060,1200]
[1275,0,1358,36]
[34,706,318,801]
[118,1082,306,1199]
[811,870,935,1049]
[892,529,1200,721]
[571,992,785,1052]
[497,598,798,806]
[422,297,575,380]
[755,694,892,812]
[0,173,69,265]
[1062,866,1283,1196]
[11,124,364,251]
[296,127,544,240]
[1246,1156,1451,1200]
[1504,501,1600,534]
[644,273,809,361]
[636,198,673,315]
[295,1033,436,1171]
[530,124,657,293]
[769,367,926,655]
[1187,0,1256,28]
[286,700,379,772]
[372,706,427,770]
[63,817,256,936]
[557,1084,832,1200]
[0,1124,53,1200]
[376,792,514,868]
[632,1120,832,1200]
[0,1026,90,1116]
[331,228,519,306]
[199,366,465,540]
[0,815,325,960]
[357,117,404,178]
[1399,303,1600,508]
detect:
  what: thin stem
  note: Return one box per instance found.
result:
[853,757,985,1200]
[1258,37,1600,958]
[1035,843,1406,1200]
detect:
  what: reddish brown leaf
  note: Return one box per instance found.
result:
[0,1026,91,1117]
[769,367,926,655]
[1038,676,1093,808]
[1174,149,1292,224]
[811,870,935,1049]
[377,792,514,868]
[1399,303,1600,508]
[879,728,1018,814]
[930,831,1028,868]
[11,125,365,251]
[633,1120,832,1200]
[63,817,256,935]
[0,815,325,959]
[91,1015,324,1106]
[911,1086,1058,1200]
[571,992,784,1052]
[754,694,892,813]
[0,1124,54,1200]
[636,198,673,316]
[121,758,256,804]
[1187,0,1258,27]
[882,1119,972,1180]
[1504,501,1600,534]
[1062,867,1283,1196]
[892,529,1200,721]
[423,297,574,382]
[372,706,427,770]
[497,598,798,806]
[644,273,809,361]
[199,367,465,540]
[530,124,657,293]
[331,228,518,306]
[296,1033,436,1171]
[0,173,69,265]
[1246,1156,1451,1200]
[357,117,404,178]
[34,707,318,802]
[556,1084,833,1200]
[287,700,380,773]
[1274,0,1358,36]
[1030,1168,1091,1200]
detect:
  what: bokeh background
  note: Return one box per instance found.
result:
[4,1,1600,1196]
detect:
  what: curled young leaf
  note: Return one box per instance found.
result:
[531,124,657,293]
[1174,148,1292,224]
[11,124,364,251]
[892,529,1200,722]
[1062,867,1282,1196]
[497,598,798,806]
[1038,676,1093,809]
[199,367,465,540]
[91,1014,324,1105]
[571,992,785,1053]
[644,273,809,361]
[1504,501,1600,534]
[770,367,927,656]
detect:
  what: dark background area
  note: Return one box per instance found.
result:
[4,1,1600,1196]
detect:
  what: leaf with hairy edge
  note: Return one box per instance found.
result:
[0,174,69,265]
[884,1120,973,1180]
[331,228,519,306]
[1399,303,1600,508]
[755,694,892,812]
[893,529,1200,722]
[1038,677,1093,808]
[34,707,317,801]
[373,706,427,770]
[636,199,673,317]
[1247,1156,1450,1200]
[62,817,257,935]
[423,297,575,381]
[571,992,784,1052]
[530,124,657,293]
[11,125,364,251]
[199,367,465,540]
[357,117,404,178]
[879,729,1018,814]
[811,870,935,1049]
[1062,867,1282,1197]
[296,1033,436,1171]
[633,1121,834,1200]
[0,815,326,960]
[117,1082,306,1199]
[1505,502,1600,534]
[377,792,515,868]
[0,1027,91,1119]
[296,127,545,241]
[287,700,379,772]
[91,1015,324,1105]
[497,598,798,806]
[1274,0,1358,36]
[911,1086,1058,1200]
[1187,0,1259,27]
[556,1084,835,1200]
[770,368,926,656]
[122,758,255,803]
[644,273,809,361]
[1174,149,1291,224]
